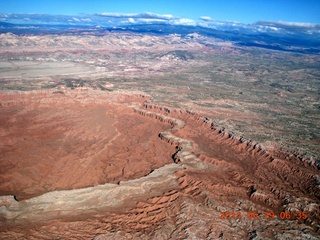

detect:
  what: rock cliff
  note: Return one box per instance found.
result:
[0,91,319,239]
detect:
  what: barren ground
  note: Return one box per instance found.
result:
[0,90,319,239]
[0,32,319,239]
[0,91,176,200]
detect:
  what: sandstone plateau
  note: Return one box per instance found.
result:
[0,90,319,239]
[0,25,319,239]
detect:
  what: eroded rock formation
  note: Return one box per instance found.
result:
[0,90,177,200]
[0,91,319,239]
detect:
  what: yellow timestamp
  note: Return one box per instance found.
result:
[219,211,308,220]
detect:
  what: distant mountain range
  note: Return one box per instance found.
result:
[0,13,319,54]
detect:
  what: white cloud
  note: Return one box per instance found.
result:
[269,26,280,31]
[273,21,318,28]
[251,20,320,35]
[128,18,135,23]
[81,18,92,22]
[97,12,175,20]
[137,18,167,23]
[255,26,280,33]
[255,21,320,31]
[170,18,196,26]
[200,16,212,22]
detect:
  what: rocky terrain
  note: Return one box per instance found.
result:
[0,29,319,239]
[0,32,319,158]
[0,90,319,239]
[0,90,178,200]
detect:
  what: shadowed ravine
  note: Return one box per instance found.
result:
[0,93,319,239]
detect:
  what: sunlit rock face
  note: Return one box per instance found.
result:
[0,91,319,239]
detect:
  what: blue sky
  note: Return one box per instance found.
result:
[1,0,320,24]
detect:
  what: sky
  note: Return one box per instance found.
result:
[1,0,320,24]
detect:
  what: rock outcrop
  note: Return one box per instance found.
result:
[0,90,177,200]
[0,91,319,239]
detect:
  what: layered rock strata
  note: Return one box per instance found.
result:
[0,92,319,239]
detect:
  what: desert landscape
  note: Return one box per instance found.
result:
[0,16,319,239]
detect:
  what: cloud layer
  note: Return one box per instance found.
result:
[0,12,319,36]
[254,21,320,32]
[96,12,175,20]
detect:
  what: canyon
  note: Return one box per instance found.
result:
[0,26,319,239]
[0,90,319,239]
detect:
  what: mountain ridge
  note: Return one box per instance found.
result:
[1,20,319,54]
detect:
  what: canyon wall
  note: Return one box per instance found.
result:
[0,92,319,239]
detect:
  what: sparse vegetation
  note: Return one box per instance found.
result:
[0,33,319,157]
